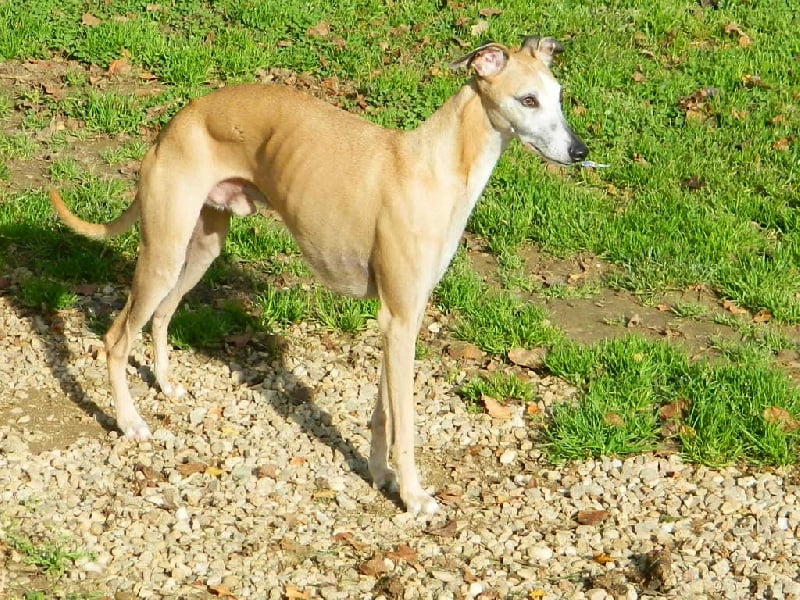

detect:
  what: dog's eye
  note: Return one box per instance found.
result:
[520,95,539,108]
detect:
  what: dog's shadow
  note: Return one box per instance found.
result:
[0,220,382,499]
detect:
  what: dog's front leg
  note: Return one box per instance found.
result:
[369,359,397,492]
[376,304,439,515]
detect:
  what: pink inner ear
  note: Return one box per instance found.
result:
[472,47,506,77]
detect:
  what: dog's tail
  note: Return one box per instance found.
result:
[49,189,140,240]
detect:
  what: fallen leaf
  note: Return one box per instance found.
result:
[254,464,278,479]
[290,456,306,466]
[81,13,102,26]
[284,585,310,600]
[508,347,546,369]
[108,58,131,76]
[307,21,331,38]
[603,412,625,428]
[593,552,615,565]
[205,466,224,477]
[134,463,164,484]
[753,308,772,323]
[175,462,207,476]
[482,395,512,420]
[529,590,546,599]
[478,7,503,17]
[724,22,752,47]
[722,299,748,315]
[627,313,642,328]
[358,554,389,577]
[73,283,98,296]
[632,70,646,83]
[741,74,770,89]
[526,403,541,416]
[386,543,418,563]
[470,19,489,37]
[333,532,366,551]
[208,584,237,598]
[425,519,459,538]
[763,407,800,432]
[576,509,611,525]
[773,138,791,152]
[659,398,689,420]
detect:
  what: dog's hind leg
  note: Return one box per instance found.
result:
[151,206,231,397]
[105,196,203,440]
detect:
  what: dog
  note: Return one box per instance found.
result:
[50,36,588,515]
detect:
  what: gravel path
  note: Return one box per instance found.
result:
[1,291,799,599]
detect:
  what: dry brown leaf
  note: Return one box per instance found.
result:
[508,347,546,369]
[603,412,625,428]
[742,74,770,89]
[254,464,278,479]
[81,13,102,26]
[225,332,252,348]
[632,70,646,83]
[333,531,366,551]
[659,398,689,420]
[175,462,207,476]
[208,584,237,598]
[576,509,611,526]
[358,554,389,577]
[307,21,331,38]
[134,463,164,484]
[74,283,98,296]
[724,22,751,47]
[386,543,418,563]
[108,58,131,76]
[425,519,459,538]
[593,552,615,565]
[773,138,791,152]
[470,19,489,37]
[753,308,773,323]
[284,585,310,600]
[529,590,546,599]
[482,395,512,419]
[763,407,800,432]
[290,456,306,465]
[478,7,503,17]
[722,299,748,315]
[526,403,541,416]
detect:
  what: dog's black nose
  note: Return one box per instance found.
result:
[569,139,589,162]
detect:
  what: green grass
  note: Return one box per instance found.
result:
[2,522,93,578]
[0,0,797,475]
[544,336,800,465]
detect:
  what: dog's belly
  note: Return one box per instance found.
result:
[303,249,376,298]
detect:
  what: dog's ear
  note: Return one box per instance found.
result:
[520,36,564,68]
[450,42,509,78]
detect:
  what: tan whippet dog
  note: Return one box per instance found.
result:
[50,36,588,515]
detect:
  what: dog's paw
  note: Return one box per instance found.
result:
[159,381,186,398]
[119,417,152,441]
[403,489,440,516]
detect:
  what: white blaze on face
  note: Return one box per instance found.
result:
[498,72,577,165]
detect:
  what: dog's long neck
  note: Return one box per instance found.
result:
[413,81,509,207]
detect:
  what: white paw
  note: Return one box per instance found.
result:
[119,416,152,441]
[403,489,440,516]
[159,382,186,398]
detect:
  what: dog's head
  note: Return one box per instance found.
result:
[451,37,588,166]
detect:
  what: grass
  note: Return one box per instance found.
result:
[0,0,797,474]
[2,522,93,578]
